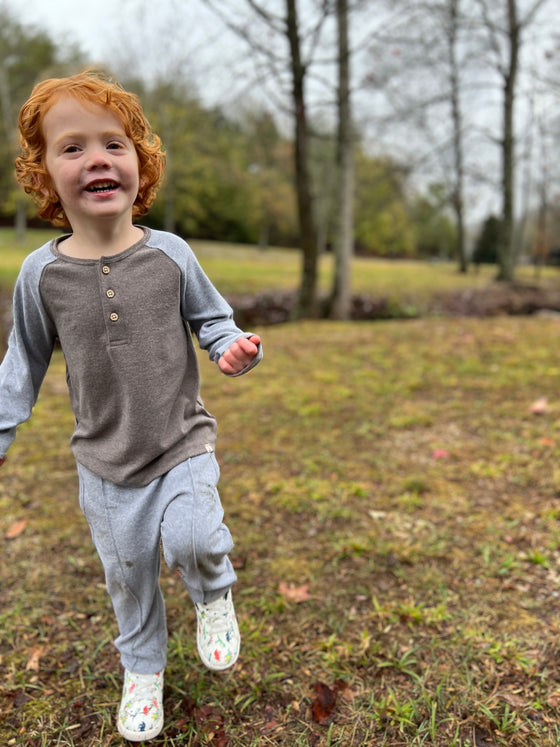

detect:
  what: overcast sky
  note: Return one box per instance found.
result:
[2,0,247,106]
[3,0,215,53]
[4,0,144,57]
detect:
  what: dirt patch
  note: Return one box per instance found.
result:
[3,282,560,341]
[227,282,560,327]
[431,282,560,318]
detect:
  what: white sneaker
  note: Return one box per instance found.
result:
[195,590,240,670]
[117,669,164,741]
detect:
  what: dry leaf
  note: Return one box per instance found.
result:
[547,692,560,708]
[5,519,28,540]
[278,581,312,603]
[529,397,548,415]
[498,692,528,709]
[25,645,48,672]
[311,680,347,725]
[311,682,338,725]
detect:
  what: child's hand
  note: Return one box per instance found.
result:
[218,335,261,375]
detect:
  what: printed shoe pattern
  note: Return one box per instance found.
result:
[195,590,240,671]
[117,669,164,742]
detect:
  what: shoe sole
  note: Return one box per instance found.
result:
[117,715,164,741]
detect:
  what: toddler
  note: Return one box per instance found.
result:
[0,70,262,741]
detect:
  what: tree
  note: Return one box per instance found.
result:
[129,77,298,247]
[446,0,468,273]
[353,152,415,257]
[207,0,326,318]
[285,0,320,317]
[411,184,458,259]
[245,109,298,249]
[0,10,78,236]
[327,0,354,319]
[476,0,551,281]
[364,0,477,274]
[473,214,503,265]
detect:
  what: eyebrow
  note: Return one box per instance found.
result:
[53,129,129,146]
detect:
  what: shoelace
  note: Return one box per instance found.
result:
[127,673,160,701]
[202,597,231,635]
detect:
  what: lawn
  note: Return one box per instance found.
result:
[0,227,556,302]
[1,232,560,745]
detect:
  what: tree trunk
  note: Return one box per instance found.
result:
[448,0,467,274]
[496,0,519,281]
[328,0,354,319]
[15,196,26,243]
[286,0,319,319]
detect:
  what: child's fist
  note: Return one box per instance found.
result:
[219,335,260,375]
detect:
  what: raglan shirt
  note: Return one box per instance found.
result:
[0,227,262,487]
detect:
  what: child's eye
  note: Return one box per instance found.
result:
[63,145,80,154]
[107,142,124,150]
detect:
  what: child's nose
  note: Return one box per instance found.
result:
[86,149,112,169]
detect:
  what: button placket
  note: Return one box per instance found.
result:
[99,261,127,344]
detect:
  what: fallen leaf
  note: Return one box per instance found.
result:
[278,581,312,603]
[547,692,560,708]
[5,519,28,540]
[231,554,246,570]
[432,449,449,459]
[311,682,338,725]
[498,692,528,709]
[529,397,548,415]
[25,645,48,672]
[340,686,357,703]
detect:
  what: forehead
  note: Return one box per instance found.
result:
[42,96,127,140]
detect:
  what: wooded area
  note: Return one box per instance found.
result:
[0,0,558,318]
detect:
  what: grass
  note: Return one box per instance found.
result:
[0,226,558,302]
[1,231,560,745]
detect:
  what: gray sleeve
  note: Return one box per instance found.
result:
[181,245,263,375]
[0,255,56,456]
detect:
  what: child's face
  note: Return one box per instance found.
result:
[41,96,140,232]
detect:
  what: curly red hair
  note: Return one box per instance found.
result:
[15,70,166,227]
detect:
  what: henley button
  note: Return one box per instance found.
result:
[102,265,110,274]
[110,312,119,322]
[106,289,115,298]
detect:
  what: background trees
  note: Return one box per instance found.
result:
[0,0,559,301]
[475,0,551,280]
[0,10,83,234]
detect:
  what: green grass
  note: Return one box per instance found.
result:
[0,229,64,286]
[0,227,557,301]
[1,231,560,745]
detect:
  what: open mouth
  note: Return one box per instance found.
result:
[86,181,119,193]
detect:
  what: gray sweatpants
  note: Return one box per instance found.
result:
[77,452,237,673]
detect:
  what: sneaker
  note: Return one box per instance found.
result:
[195,590,240,670]
[117,669,164,742]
